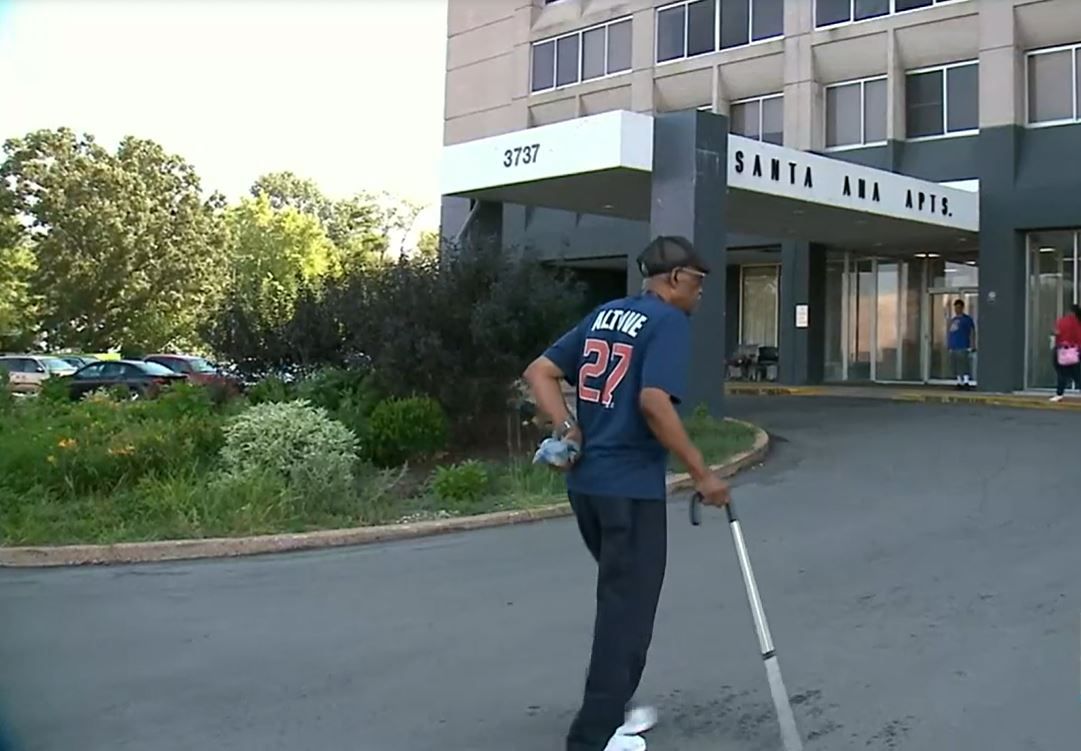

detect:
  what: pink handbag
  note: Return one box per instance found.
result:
[1058,345,1080,367]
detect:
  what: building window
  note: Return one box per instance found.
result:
[531,18,633,93]
[1026,43,1081,125]
[721,0,784,49]
[656,0,782,63]
[815,0,960,29]
[730,93,783,144]
[905,61,978,138]
[825,76,887,149]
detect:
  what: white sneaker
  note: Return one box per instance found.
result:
[604,732,646,751]
[1050,395,1064,403]
[617,705,658,736]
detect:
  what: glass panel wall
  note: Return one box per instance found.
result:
[875,261,899,379]
[823,250,978,384]
[848,258,874,380]
[1027,231,1080,389]
[740,265,779,347]
[823,254,845,381]
[899,260,923,381]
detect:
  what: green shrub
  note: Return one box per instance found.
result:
[365,396,448,467]
[0,370,11,412]
[203,378,240,407]
[295,367,379,413]
[431,460,490,504]
[295,366,382,437]
[0,394,227,497]
[38,374,72,404]
[218,400,358,501]
[246,375,293,405]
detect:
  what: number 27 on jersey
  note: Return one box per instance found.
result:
[578,338,633,408]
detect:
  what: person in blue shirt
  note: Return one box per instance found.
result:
[947,299,976,390]
[523,235,731,751]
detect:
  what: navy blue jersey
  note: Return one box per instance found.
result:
[543,292,691,500]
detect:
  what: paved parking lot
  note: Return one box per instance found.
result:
[1,397,1079,750]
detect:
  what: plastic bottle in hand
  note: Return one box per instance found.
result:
[532,436,581,469]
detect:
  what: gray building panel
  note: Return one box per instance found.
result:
[818,145,891,171]
[896,137,980,182]
[505,206,648,261]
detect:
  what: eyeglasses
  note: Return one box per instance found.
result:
[675,267,707,285]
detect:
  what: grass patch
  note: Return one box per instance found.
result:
[0,405,759,546]
[672,408,759,473]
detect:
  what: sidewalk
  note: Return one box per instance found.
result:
[725,381,1081,411]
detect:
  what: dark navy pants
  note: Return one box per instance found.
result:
[565,493,668,751]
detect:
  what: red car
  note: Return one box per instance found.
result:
[143,355,242,393]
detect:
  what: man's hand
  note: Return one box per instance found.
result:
[557,425,583,473]
[565,424,582,451]
[694,473,731,507]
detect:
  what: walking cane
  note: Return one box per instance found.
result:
[690,492,804,751]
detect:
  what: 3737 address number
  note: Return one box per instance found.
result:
[504,144,540,168]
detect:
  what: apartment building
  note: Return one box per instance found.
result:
[440,0,1081,408]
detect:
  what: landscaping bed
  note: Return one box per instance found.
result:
[0,377,757,547]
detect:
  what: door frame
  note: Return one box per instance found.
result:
[924,286,979,385]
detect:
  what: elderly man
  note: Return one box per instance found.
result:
[524,235,731,751]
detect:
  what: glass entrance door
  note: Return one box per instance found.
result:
[824,251,979,384]
[928,290,978,382]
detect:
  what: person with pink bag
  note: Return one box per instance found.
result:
[1051,303,1081,402]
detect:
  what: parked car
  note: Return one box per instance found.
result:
[0,355,77,394]
[67,359,186,400]
[143,354,243,393]
[56,354,100,369]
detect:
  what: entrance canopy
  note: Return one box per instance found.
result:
[441,110,979,252]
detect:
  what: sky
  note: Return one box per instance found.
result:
[0,0,448,230]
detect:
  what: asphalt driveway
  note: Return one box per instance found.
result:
[1,397,1078,750]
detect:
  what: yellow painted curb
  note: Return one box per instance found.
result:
[0,419,770,568]
[725,383,827,397]
[727,382,1081,411]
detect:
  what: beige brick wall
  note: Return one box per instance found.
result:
[443,0,1079,147]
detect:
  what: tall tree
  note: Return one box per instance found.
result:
[223,193,340,324]
[416,229,440,260]
[249,172,424,268]
[0,214,38,349]
[0,128,229,351]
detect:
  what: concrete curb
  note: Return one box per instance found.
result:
[0,419,770,568]
[889,391,1081,411]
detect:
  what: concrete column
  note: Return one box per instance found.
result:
[978,125,1024,393]
[978,0,1022,130]
[783,0,816,150]
[463,200,504,252]
[778,242,825,384]
[807,244,826,383]
[976,4,1024,392]
[626,253,643,296]
[779,240,810,385]
[886,28,904,142]
[439,196,473,245]
[978,224,1026,393]
[649,110,728,417]
[630,7,656,113]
